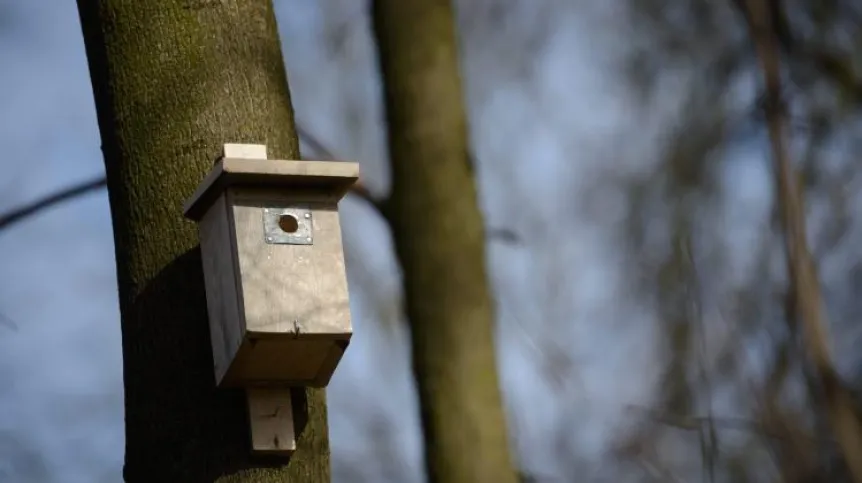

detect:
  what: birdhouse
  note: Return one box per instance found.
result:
[183,143,358,390]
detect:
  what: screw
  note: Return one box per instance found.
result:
[266,237,273,242]
[306,237,312,243]
[304,213,311,219]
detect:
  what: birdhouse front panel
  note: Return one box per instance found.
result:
[213,187,351,387]
[230,188,351,337]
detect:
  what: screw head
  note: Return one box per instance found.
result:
[306,237,312,243]
[304,213,311,219]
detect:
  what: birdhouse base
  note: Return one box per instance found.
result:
[218,333,349,388]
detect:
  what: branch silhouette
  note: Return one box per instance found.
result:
[0,127,383,232]
[295,124,384,212]
[0,176,106,231]
[742,0,862,480]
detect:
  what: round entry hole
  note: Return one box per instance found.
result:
[278,214,299,233]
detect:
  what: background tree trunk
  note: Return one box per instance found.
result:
[75,1,330,481]
[371,1,518,482]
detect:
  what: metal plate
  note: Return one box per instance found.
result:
[263,207,313,245]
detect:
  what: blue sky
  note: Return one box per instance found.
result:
[2,1,654,481]
[0,1,122,482]
[6,1,859,482]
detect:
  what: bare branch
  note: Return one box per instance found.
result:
[742,0,862,480]
[485,227,521,244]
[295,123,337,160]
[295,124,386,213]
[0,125,385,232]
[0,176,107,232]
[0,312,17,332]
[297,123,521,245]
[627,405,822,444]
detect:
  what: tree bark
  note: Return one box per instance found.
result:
[75,1,330,481]
[371,1,518,482]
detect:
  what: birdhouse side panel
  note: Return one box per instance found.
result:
[198,194,246,385]
[228,188,352,338]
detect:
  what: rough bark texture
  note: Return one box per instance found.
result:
[75,1,330,481]
[371,1,518,482]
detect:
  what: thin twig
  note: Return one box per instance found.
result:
[0,177,107,232]
[627,405,822,444]
[0,126,385,232]
[295,124,337,160]
[0,311,17,332]
[296,123,523,246]
[295,124,385,212]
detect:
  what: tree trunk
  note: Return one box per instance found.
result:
[371,1,518,482]
[75,1,330,481]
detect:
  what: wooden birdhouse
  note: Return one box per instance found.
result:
[183,143,358,390]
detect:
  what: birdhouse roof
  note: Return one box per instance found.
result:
[183,157,360,221]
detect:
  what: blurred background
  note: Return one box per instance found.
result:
[3,0,862,481]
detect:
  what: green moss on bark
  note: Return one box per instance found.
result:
[76,1,330,481]
[371,1,518,482]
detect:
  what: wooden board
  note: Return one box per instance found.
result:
[198,193,244,385]
[183,157,359,221]
[246,387,296,455]
[230,188,352,337]
[220,335,349,387]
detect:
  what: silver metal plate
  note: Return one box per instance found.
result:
[263,207,313,245]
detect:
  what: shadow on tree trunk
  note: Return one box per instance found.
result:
[122,247,318,482]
